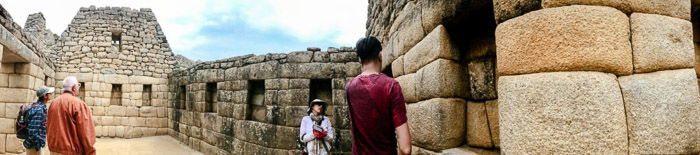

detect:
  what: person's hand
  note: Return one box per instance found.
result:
[313,130,327,139]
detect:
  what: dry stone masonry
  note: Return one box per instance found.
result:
[0,0,697,154]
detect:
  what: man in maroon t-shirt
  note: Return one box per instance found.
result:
[345,36,411,155]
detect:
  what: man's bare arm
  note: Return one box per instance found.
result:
[396,122,411,155]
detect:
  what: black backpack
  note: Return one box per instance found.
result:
[15,103,40,139]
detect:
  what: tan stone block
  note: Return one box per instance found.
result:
[395,73,418,103]
[125,106,138,117]
[466,101,493,148]
[0,74,8,87]
[0,104,5,118]
[106,105,126,116]
[0,118,14,134]
[496,5,632,76]
[5,135,22,153]
[102,116,115,126]
[403,25,459,74]
[4,104,21,119]
[416,59,468,101]
[542,0,631,12]
[0,88,33,103]
[631,13,694,73]
[0,134,6,153]
[542,0,690,21]
[498,71,628,154]
[392,56,405,77]
[485,100,500,148]
[629,0,690,21]
[115,126,126,137]
[408,98,465,151]
[139,106,157,117]
[618,69,700,154]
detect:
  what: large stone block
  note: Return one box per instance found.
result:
[466,101,493,148]
[468,58,497,100]
[0,88,33,103]
[5,135,22,153]
[485,100,500,148]
[0,118,13,134]
[618,69,700,154]
[407,98,465,151]
[542,0,631,12]
[496,5,632,76]
[631,13,694,73]
[416,59,468,101]
[542,0,690,20]
[0,134,5,153]
[403,25,459,74]
[395,73,418,103]
[498,71,628,154]
[287,51,314,63]
[629,0,690,21]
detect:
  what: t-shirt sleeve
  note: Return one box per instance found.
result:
[390,81,408,128]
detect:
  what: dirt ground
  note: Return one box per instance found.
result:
[15,136,202,155]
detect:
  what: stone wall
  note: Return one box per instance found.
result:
[367,0,501,154]
[53,6,175,78]
[0,4,57,154]
[46,6,176,140]
[1,4,177,154]
[368,0,700,154]
[495,1,700,154]
[167,47,360,154]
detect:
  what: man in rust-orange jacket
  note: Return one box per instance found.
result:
[47,76,96,155]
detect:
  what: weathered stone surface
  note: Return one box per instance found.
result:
[468,58,497,100]
[542,0,690,20]
[403,25,458,74]
[493,0,541,23]
[498,71,628,154]
[466,101,493,148]
[5,135,22,153]
[618,69,700,154]
[631,13,694,73]
[287,51,313,63]
[395,73,418,103]
[416,59,468,101]
[542,0,631,12]
[391,56,404,77]
[496,5,632,76]
[629,0,690,21]
[407,98,465,151]
[485,100,500,148]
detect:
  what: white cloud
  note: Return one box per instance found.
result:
[0,0,366,56]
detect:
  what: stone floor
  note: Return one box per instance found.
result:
[12,136,202,155]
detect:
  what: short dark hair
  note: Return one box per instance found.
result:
[355,36,382,64]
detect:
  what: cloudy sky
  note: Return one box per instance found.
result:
[1,0,367,61]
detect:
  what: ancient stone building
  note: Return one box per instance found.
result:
[0,0,698,154]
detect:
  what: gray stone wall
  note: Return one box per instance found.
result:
[53,6,175,78]
[167,47,360,154]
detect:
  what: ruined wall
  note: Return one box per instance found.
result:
[48,6,176,139]
[366,0,501,154]
[0,4,57,154]
[167,47,360,154]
